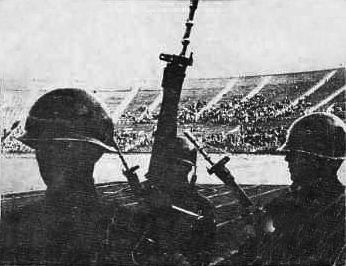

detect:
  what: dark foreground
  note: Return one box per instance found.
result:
[1,182,289,265]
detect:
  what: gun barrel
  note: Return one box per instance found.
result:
[184,131,254,208]
[189,0,199,21]
[113,139,130,171]
[180,0,199,56]
[183,131,214,166]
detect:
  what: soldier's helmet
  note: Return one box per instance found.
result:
[18,88,117,152]
[278,112,346,159]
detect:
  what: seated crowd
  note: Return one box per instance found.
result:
[178,94,311,125]
[200,125,287,153]
[1,94,332,154]
[114,130,153,152]
[1,126,34,153]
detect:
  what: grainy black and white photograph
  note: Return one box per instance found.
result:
[1,0,345,265]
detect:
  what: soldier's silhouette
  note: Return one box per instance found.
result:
[0,88,121,265]
[218,112,346,266]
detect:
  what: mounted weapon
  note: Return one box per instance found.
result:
[147,0,199,186]
[130,2,217,265]
[115,137,203,219]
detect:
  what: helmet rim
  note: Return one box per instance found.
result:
[17,134,118,153]
[277,144,346,160]
[18,88,116,153]
[277,112,346,160]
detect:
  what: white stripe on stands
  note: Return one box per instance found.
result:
[138,91,162,121]
[2,79,44,142]
[241,75,272,102]
[305,84,346,113]
[279,70,337,114]
[147,91,163,113]
[196,77,239,121]
[112,85,140,123]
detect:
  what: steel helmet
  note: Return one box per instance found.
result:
[18,88,117,152]
[278,112,346,159]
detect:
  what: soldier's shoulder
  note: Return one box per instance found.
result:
[264,188,294,213]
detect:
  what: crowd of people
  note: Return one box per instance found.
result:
[175,94,310,152]
[178,94,311,125]
[0,93,337,154]
[115,129,153,152]
[200,125,287,153]
[113,121,288,154]
[1,125,33,153]
[118,93,312,127]
[177,99,207,123]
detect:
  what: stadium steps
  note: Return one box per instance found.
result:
[2,67,345,154]
[180,78,229,104]
[303,69,345,106]
[241,76,272,102]
[97,89,131,116]
[259,69,329,102]
[123,88,160,116]
[218,76,262,103]
[314,89,345,112]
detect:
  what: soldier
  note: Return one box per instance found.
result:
[126,136,216,266]
[0,88,120,265]
[220,112,346,265]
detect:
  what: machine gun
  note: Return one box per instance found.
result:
[129,2,218,264]
[159,0,198,67]
[183,131,254,208]
[147,0,199,185]
[114,140,208,265]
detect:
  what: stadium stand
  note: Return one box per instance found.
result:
[259,69,329,102]
[316,91,345,113]
[303,70,345,106]
[2,67,345,154]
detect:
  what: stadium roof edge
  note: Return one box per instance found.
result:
[183,66,345,81]
[231,66,345,79]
